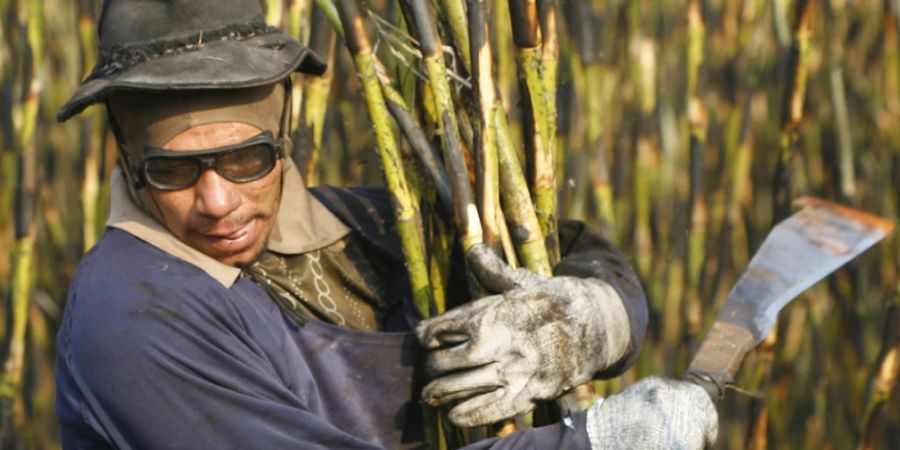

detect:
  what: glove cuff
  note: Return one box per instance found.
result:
[584,279,631,375]
[585,396,605,450]
[585,377,719,450]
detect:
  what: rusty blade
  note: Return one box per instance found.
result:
[717,196,894,343]
[684,198,893,401]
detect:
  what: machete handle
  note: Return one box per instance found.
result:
[683,321,756,402]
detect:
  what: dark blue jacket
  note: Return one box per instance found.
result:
[56,187,646,449]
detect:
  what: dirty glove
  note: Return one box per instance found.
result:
[586,377,718,450]
[415,244,632,427]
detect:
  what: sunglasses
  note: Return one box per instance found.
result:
[136,131,284,191]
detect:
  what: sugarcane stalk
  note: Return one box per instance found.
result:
[626,2,656,118]
[509,0,560,266]
[437,0,471,74]
[830,64,855,201]
[286,0,310,136]
[773,0,815,222]
[80,117,103,251]
[454,102,477,171]
[856,303,899,450]
[285,0,310,137]
[492,0,517,118]
[537,0,558,117]
[624,0,657,280]
[265,0,284,26]
[335,0,434,318]
[714,96,754,301]
[78,0,102,251]
[537,0,559,190]
[429,217,453,315]
[25,298,55,449]
[824,4,856,202]
[883,0,900,120]
[468,0,503,254]
[409,0,484,251]
[685,0,708,338]
[383,89,454,213]
[285,0,311,42]
[632,131,654,280]
[773,0,793,48]
[300,4,336,185]
[745,327,778,450]
[471,0,553,295]
[496,207,520,269]
[313,0,453,208]
[586,62,617,230]
[589,137,616,230]
[465,0,522,273]
[566,0,615,229]
[0,0,40,442]
[0,237,34,445]
[495,109,551,276]
[314,0,344,36]
[559,53,587,222]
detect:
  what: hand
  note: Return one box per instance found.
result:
[586,377,718,450]
[415,244,632,427]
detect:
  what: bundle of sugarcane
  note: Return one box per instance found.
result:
[313,0,577,445]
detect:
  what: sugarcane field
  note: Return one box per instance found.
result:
[1,0,900,448]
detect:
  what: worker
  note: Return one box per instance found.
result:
[54,0,717,448]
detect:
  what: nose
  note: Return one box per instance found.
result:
[193,168,241,219]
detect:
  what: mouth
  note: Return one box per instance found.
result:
[197,219,259,255]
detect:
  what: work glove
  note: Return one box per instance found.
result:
[416,244,632,427]
[586,377,718,450]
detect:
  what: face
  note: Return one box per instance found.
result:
[139,122,282,266]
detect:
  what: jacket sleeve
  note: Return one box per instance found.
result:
[556,219,648,378]
[461,410,593,450]
[56,268,384,450]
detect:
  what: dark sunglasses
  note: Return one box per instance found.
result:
[136,131,284,190]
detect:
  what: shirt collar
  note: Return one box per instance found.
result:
[106,159,351,287]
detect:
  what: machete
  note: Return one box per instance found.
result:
[683,197,894,401]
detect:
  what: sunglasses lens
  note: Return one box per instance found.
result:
[140,133,280,190]
[145,157,200,189]
[217,144,277,183]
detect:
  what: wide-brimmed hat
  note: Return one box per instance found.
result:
[57,0,325,122]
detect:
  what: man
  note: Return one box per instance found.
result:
[55,0,717,448]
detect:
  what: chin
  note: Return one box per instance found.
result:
[221,244,267,268]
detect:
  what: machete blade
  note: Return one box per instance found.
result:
[684,197,894,400]
[719,196,894,343]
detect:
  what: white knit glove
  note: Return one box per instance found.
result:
[415,244,632,427]
[586,377,718,450]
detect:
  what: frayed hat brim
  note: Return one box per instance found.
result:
[58,33,324,122]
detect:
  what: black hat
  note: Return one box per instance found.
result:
[57,0,325,122]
